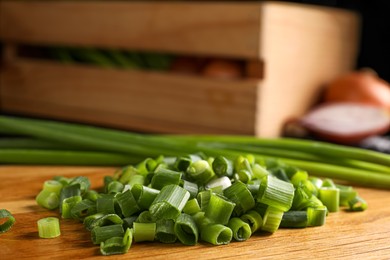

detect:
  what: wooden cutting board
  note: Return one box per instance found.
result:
[1,165,390,259]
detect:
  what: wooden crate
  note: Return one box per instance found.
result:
[0,1,360,137]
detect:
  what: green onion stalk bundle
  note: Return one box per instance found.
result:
[35,154,367,255]
[0,115,389,189]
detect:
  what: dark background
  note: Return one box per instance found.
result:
[289,0,390,82]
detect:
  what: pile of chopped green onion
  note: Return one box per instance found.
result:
[0,115,389,189]
[36,154,367,255]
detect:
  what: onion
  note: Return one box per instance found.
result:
[299,102,390,145]
[323,69,390,111]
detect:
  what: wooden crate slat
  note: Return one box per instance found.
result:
[0,1,262,59]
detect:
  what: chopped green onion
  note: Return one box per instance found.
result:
[91,224,124,245]
[197,190,212,211]
[212,155,233,177]
[348,196,368,211]
[257,175,295,212]
[205,193,235,225]
[186,160,215,185]
[155,219,177,243]
[69,176,91,194]
[136,211,154,223]
[84,213,123,231]
[336,184,358,207]
[151,168,182,190]
[181,180,198,199]
[37,217,61,238]
[133,222,156,242]
[36,190,60,210]
[227,217,251,242]
[174,213,199,245]
[319,187,340,212]
[174,155,192,172]
[122,216,137,230]
[149,184,190,220]
[240,210,263,233]
[261,206,284,233]
[280,211,308,228]
[224,181,255,216]
[42,180,63,195]
[200,224,233,245]
[62,195,82,219]
[96,195,116,214]
[59,184,81,213]
[205,177,232,191]
[99,227,133,256]
[0,209,16,233]
[131,184,159,210]
[83,190,99,202]
[183,198,201,215]
[115,190,140,217]
[70,199,96,221]
[307,206,327,227]
[107,181,124,194]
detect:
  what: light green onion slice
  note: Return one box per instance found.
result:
[224,181,255,216]
[197,190,212,211]
[240,210,263,233]
[174,213,199,245]
[0,209,16,233]
[205,193,235,225]
[37,217,61,238]
[100,228,133,256]
[62,195,82,219]
[115,189,140,217]
[131,184,160,210]
[257,175,295,212]
[96,195,116,214]
[36,190,60,210]
[307,206,327,226]
[107,181,124,194]
[83,190,99,202]
[227,217,251,242]
[290,170,309,187]
[348,196,368,211]
[136,211,154,223]
[59,184,81,213]
[205,177,232,191]
[181,180,198,199]
[183,198,201,215]
[261,206,284,233]
[212,156,233,177]
[151,168,182,190]
[186,160,215,185]
[336,184,358,207]
[85,213,123,231]
[91,224,124,245]
[280,211,308,228]
[133,222,156,242]
[69,176,90,195]
[137,157,158,175]
[149,184,190,220]
[156,219,177,243]
[42,180,63,195]
[319,187,340,212]
[201,224,233,245]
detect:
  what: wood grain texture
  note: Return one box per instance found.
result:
[1,166,390,259]
[0,1,262,58]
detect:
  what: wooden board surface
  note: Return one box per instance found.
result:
[1,166,390,259]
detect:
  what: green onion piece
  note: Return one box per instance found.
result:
[290,170,309,187]
[240,210,263,233]
[212,155,233,177]
[319,187,340,212]
[322,178,337,188]
[181,180,199,199]
[131,184,159,210]
[205,177,232,191]
[156,219,177,243]
[37,217,61,238]
[236,170,252,183]
[127,175,145,188]
[69,176,91,194]
[133,222,156,242]
[257,175,295,212]
[151,168,182,190]
[59,184,81,213]
[224,181,255,216]
[70,199,96,221]
[62,195,82,219]
[205,193,235,225]
[0,209,16,233]
[336,184,358,207]
[43,180,63,195]
[197,190,212,211]
[251,163,269,180]
[91,224,124,245]
[235,156,253,175]
[200,224,233,245]
[115,190,140,217]
[174,213,199,246]
[83,190,99,202]
[187,160,215,185]
[149,184,190,220]
[117,166,139,184]
[107,181,124,194]
[280,211,308,228]
[104,176,114,193]
[301,179,319,197]
[100,227,133,256]
[183,198,201,215]
[227,217,251,242]
[309,177,323,190]
[191,211,212,231]
[307,206,327,226]
[136,211,154,223]
[53,176,72,186]
[261,206,284,233]
[36,190,60,210]
[174,155,192,172]
[85,213,123,231]
[96,194,116,214]
[348,196,368,211]
[136,157,158,175]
